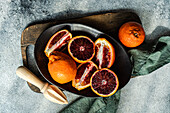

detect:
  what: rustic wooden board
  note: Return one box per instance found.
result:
[21,11,141,93]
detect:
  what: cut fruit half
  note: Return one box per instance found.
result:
[95,38,115,69]
[90,68,119,97]
[68,36,95,63]
[44,29,72,57]
[72,61,98,90]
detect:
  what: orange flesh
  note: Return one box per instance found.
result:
[90,68,119,97]
[95,38,115,69]
[44,30,72,57]
[68,36,95,63]
[72,61,98,90]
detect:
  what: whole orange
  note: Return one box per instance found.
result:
[48,51,77,84]
[118,22,145,48]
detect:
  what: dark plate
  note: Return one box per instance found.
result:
[34,23,132,97]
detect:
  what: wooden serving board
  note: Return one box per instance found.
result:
[21,11,141,93]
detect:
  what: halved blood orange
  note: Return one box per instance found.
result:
[72,61,98,90]
[95,38,115,69]
[68,36,95,63]
[44,29,72,57]
[90,68,119,97]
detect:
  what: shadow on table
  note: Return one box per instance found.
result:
[25,8,138,28]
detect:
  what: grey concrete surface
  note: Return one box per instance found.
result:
[0,0,170,113]
[117,63,170,113]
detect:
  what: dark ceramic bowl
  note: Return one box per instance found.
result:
[34,23,132,97]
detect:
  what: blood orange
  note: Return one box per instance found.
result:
[72,61,98,90]
[44,29,72,57]
[48,51,77,84]
[95,38,115,69]
[119,21,145,48]
[90,68,119,97]
[68,36,95,63]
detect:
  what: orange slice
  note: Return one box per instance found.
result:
[90,68,119,97]
[72,61,98,90]
[68,36,95,63]
[44,29,72,57]
[95,38,115,69]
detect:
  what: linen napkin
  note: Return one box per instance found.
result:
[60,36,170,113]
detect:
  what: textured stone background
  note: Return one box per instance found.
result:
[0,0,170,113]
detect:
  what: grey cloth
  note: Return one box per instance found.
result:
[0,0,170,113]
